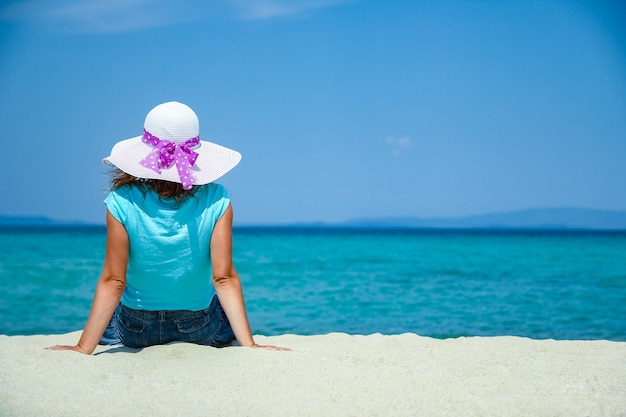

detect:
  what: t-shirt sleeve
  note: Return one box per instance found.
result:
[209,183,231,220]
[104,189,128,224]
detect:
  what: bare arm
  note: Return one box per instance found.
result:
[49,210,129,354]
[211,204,287,351]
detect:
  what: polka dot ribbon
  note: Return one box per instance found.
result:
[139,129,200,190]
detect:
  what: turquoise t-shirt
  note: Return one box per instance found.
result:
[104,183,231,311]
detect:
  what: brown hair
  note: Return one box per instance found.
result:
[110,169,198,205]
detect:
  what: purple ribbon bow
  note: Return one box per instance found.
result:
[139,129,200,190]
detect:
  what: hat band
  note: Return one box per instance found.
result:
[139,129,200,190]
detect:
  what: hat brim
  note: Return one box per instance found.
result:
[103,136,242,185]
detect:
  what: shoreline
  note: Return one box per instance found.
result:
[1,332,625,416]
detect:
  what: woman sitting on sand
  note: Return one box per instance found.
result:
[51,101,287,354]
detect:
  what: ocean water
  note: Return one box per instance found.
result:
[1,227,625,341]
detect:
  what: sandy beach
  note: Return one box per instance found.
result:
[1,332,624,417]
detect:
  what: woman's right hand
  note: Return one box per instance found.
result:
[251,343,291,351]
[46,344,91,355]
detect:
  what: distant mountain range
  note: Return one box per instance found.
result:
[339,207,626,230]
[2,207,626,230]
[0,215,57,226]
[0,215,92,227]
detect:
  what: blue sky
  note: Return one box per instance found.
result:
[1,0,625,225]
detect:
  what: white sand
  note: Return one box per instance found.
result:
[1,332,625,417]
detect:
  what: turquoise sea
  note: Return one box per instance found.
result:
[1,227,625,341]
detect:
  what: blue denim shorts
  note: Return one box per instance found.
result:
[100,295,235,348]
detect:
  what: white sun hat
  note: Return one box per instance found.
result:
[103,101,241,190]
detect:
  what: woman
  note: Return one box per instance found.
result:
[51,101,286,354]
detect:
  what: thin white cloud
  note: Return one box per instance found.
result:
[1,0,240,33]
[228,0,354,21]
[0,0,189,33]
[386,136,414,156]
[47,0,173,32]
[0,0,354,33]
